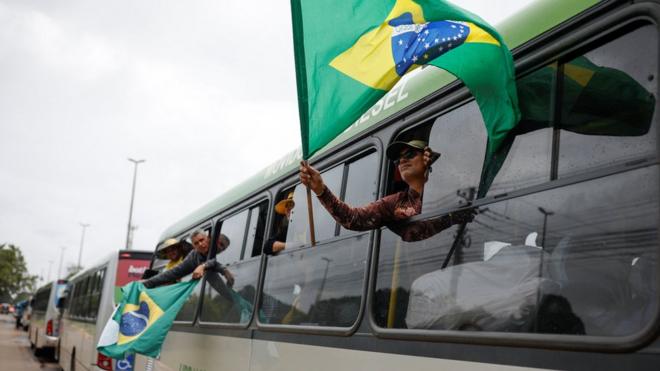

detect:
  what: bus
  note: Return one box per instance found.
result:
[29,279,68,358]
[58,250,152,371]
[136,0,660,369]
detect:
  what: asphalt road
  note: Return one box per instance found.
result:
[0,314,61,371]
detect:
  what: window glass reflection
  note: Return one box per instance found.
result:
[174,273,202,323]
[199,259,260,324]
[287,165,343,246]
[261,234,369,327]
[340,152,380,235]
[486,65,555,196]
[375,166,658,337]
[559,26,657,177]
[217,210,249,265]
[425,102,487,211]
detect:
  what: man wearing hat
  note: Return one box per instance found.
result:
[143,229,234,289]
[299,139,475,242]
[264,192,295,255]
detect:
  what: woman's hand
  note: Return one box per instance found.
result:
[299,161,325,196]
[423,146,433,168]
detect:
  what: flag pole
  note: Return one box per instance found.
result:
[303,161,317,246]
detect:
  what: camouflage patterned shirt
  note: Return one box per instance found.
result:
[317,185,472,242]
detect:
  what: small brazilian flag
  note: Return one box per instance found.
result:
[97,281,198,359]
[292,0,520,159]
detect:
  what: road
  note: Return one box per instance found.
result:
[0,314,60,371]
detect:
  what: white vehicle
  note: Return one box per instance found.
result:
[29,279,68,358]
[58,250,152,371]
[137,0,660,370]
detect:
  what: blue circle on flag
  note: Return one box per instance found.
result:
[120,301,150,336]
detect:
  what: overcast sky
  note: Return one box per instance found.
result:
[0,0,533,285]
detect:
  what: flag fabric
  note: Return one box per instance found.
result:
[97,280,198,359]
[291,0,520,159]
[478,55,655,196]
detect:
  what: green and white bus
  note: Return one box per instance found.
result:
[137,0,660,369]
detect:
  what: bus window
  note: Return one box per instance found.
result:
[261,152,378,328]
[485,64,555,197]
[245,204,267,258]
[175,232,208,323]
[286,165,343,246]
[339,153,380,235]
[216,210,249,266]
[200,202,267,325]
[558,26,657,177]
[174,273,202,323]
[88,268,106,320]
[423,101,487,211]
[375,164,659,337]
[264,190,295,256]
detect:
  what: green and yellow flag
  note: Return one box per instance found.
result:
[291,0,520,158]
[97,281,198,359]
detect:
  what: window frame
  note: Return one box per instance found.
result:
[368,7,660,352]
[195,193,272,329]
[171,222,212,326]
[256,140,383,336]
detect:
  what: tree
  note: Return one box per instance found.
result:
[0,243,38,302]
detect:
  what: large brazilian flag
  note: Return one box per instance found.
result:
[97,281,198,359]
[292,0,520,158]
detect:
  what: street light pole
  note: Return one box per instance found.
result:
[125,158,145,250]
[57,246,67,279]
[77,222,90,268]
[538,207,555,248]
[47,260,53,282]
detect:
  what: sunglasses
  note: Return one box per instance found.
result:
[393,149,421,166]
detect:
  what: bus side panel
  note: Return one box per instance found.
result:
[60,319,96,371]
[139,331,252,371]
[248,339,547,371]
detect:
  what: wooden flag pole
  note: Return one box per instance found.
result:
[303,161,317,246]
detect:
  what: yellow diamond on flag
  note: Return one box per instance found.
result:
[117,291,164,345]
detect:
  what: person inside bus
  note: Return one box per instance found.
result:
[143,229,235,289]
[264,191,294,255]
[157,238,190,271]
[215,233,230,255]
[299,139,476,242]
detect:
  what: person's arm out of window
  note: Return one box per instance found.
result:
[391,208,476,242]
[143,253,195,288]
[317,185,394,231]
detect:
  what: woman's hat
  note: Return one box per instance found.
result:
[156,238,182,258]
[386,139,441,165]
[275,192,295,215]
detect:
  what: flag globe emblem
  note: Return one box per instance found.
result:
[120,302,150,336]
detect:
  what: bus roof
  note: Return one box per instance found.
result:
[67,249,152,282]
[159,0,603,242]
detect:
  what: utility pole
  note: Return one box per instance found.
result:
[47,260,54,282]
[57,246,67,280]
[125,158,145,250]
[538,207,554,248]
[77,222,90,268]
